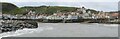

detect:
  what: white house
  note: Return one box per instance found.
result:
[67,15,78,19]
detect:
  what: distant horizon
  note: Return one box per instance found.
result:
[1,2,119,12]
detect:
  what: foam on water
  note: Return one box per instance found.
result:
[0,26,54,39]
[0,23,118,38]
[102,24,118,27]
[90,23,118,27]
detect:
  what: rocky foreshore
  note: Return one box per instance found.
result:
[0,20,38,33]
[40,19,120,24]
[7,19,120,24]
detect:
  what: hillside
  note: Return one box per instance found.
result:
[2,2,98,15]
[1,2,18,14]
[20,6,78,15]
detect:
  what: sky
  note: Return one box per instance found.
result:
[1,0,120,12]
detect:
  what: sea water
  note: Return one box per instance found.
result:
[0,23,118,39]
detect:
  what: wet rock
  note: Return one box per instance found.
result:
[0,20,38,33]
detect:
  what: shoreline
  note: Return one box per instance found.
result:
[2,19,120,24]
[14,23,118,37]
[0,23,118,38]
[0,20,38,33]
[0,20,118,36]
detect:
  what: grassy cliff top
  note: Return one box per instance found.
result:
[2,2,98,15]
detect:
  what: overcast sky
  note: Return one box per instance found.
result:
[1,0,120,12]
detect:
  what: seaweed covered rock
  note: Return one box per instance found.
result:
[0,20,38,33]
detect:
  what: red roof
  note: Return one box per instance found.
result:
[111,13,119,17]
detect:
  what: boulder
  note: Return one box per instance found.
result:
[0,20,38,33]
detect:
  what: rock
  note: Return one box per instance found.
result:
[0,20,38,33]
[0,30,2,33]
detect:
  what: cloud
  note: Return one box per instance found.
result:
[10,2,118,12]
[1,0,119,12]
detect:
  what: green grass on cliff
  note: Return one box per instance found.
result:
[2,2,97,15]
